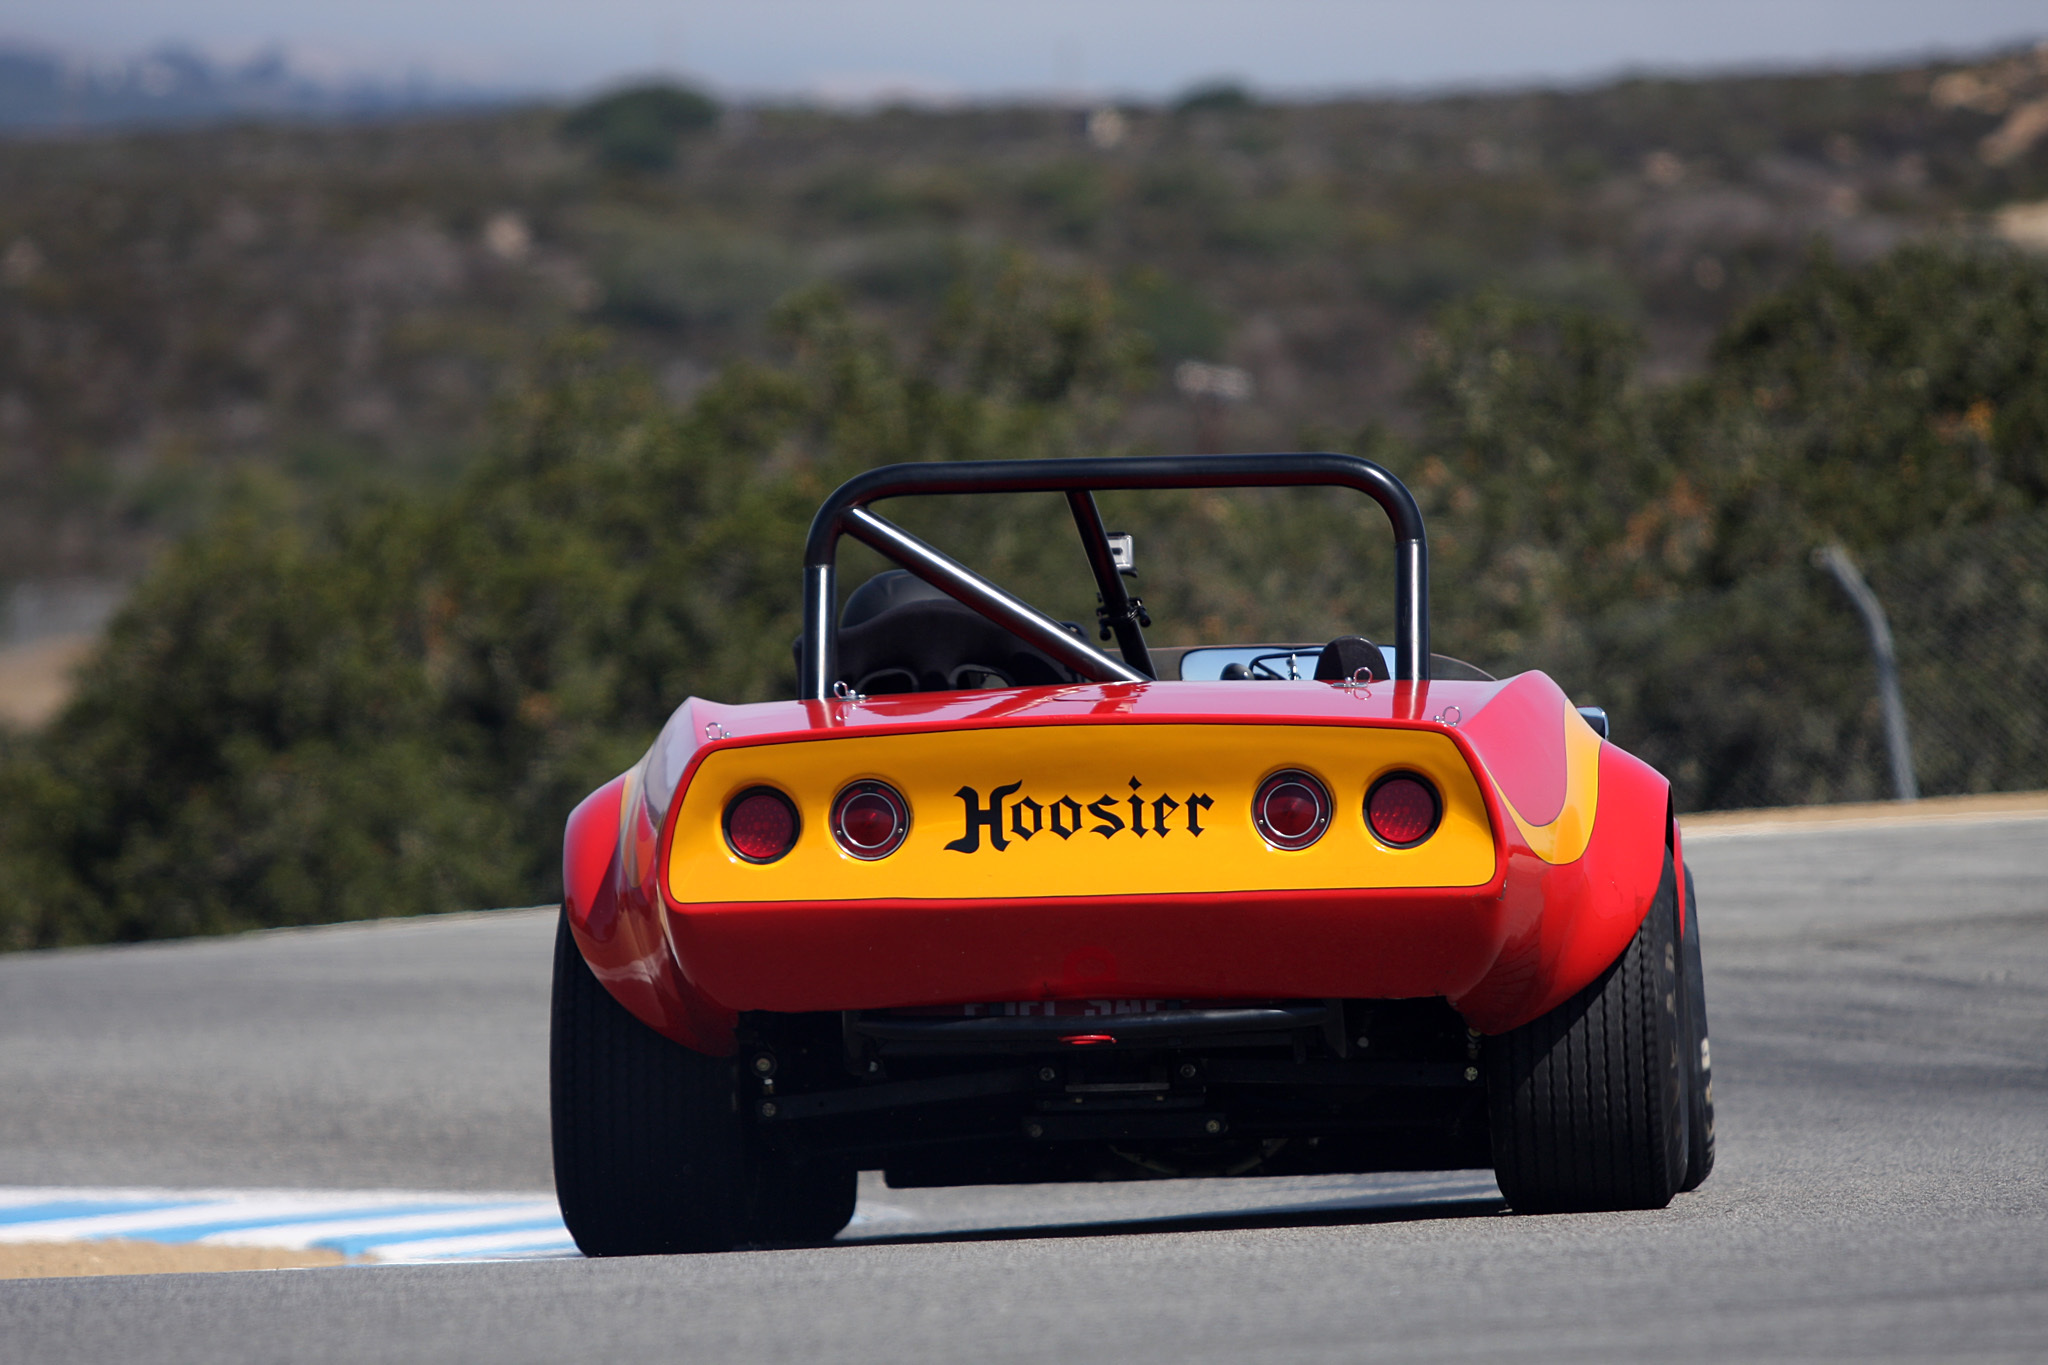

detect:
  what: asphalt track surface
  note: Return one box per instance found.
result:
[2,813,2045,1362]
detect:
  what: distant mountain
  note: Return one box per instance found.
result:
[0,44,505,132]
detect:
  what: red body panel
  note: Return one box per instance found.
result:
[563,772,737,1052]
[563,677,1671,1054]
[1473,741,1669,1029]
[1458,674,1570,826]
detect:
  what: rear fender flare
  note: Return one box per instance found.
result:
[563,776,628,943]
[562,774,737,1054]
[1454,742,1671,1032]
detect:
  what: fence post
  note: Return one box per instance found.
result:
[1815,543,1918,802]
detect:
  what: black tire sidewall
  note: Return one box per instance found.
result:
[1678,864,1716,1191]
[1486,851,1688,1212]
[550,910,749,1255]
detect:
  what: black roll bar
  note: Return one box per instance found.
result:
[799,453,1429,700]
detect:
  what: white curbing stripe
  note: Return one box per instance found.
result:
[372,1226,591,1262]
[0,1187,912,1264]
[198,1201,565,1249]
[0,1188,580,1263]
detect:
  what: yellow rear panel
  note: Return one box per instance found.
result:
[666,723,1495,904]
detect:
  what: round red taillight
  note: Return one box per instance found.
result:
[1367,773,1441,847]
[1253,770,1331,851]
[831,780,909,859]
[724,787,799,863]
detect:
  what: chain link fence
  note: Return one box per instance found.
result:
[1589,508,2048,813]
[1875,508,2048,801]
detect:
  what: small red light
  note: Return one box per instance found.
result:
[725,788,799,863]
[831,781,910,859]
[1367,774,1440,847]
[1061,1034,1117,1046]
[1253,770,1331,850]
[1265,787,1319,838]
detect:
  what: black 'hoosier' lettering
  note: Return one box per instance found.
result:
[943,781,1023,854]
[946,779,1214,853]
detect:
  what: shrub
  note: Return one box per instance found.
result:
[561,83,720,171]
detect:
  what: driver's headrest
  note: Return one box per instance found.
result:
[1314,635,1391,683]
[842,570,953,628]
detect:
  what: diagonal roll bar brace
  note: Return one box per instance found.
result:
[841,507,1147,687]
[800,452,1429,701]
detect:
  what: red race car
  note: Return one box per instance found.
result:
[551,453,1715,1254]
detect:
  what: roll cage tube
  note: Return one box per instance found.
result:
[841,506,1148,687]
[799,453,1430,701]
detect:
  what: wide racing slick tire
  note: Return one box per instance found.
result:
[1486,852,1688,1213]
[1678,864,1716,1192]
[750,1156,858,1244]
[550,911,748,1255]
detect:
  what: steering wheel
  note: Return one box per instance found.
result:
[1241,649,1317,680]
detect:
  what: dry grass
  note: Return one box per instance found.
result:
[1681,788,2048,837]
[0,634,92,729]
[0,1239,349,1279]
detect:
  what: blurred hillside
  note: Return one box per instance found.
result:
[5,46,2048,591]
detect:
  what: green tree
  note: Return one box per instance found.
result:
[561,83,721,171]
[1404,292,1661,671]
[1677,243,2048,581]
[0,259,1150,949]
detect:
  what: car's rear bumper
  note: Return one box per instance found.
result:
[663,882,1517,1015]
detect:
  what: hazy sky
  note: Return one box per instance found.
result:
[4,1,2044,101]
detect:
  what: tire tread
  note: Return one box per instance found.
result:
[550,911,745,1255]
[1488,854,1686,1212]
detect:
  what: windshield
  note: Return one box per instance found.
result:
[1177,644,1394,681]
[1173,644,1495,683]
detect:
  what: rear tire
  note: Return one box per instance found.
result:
[550,911,748,1255]
[1677,865,1716,1192]
[750,1157,858,1243]
[1487,852,1688,1212]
